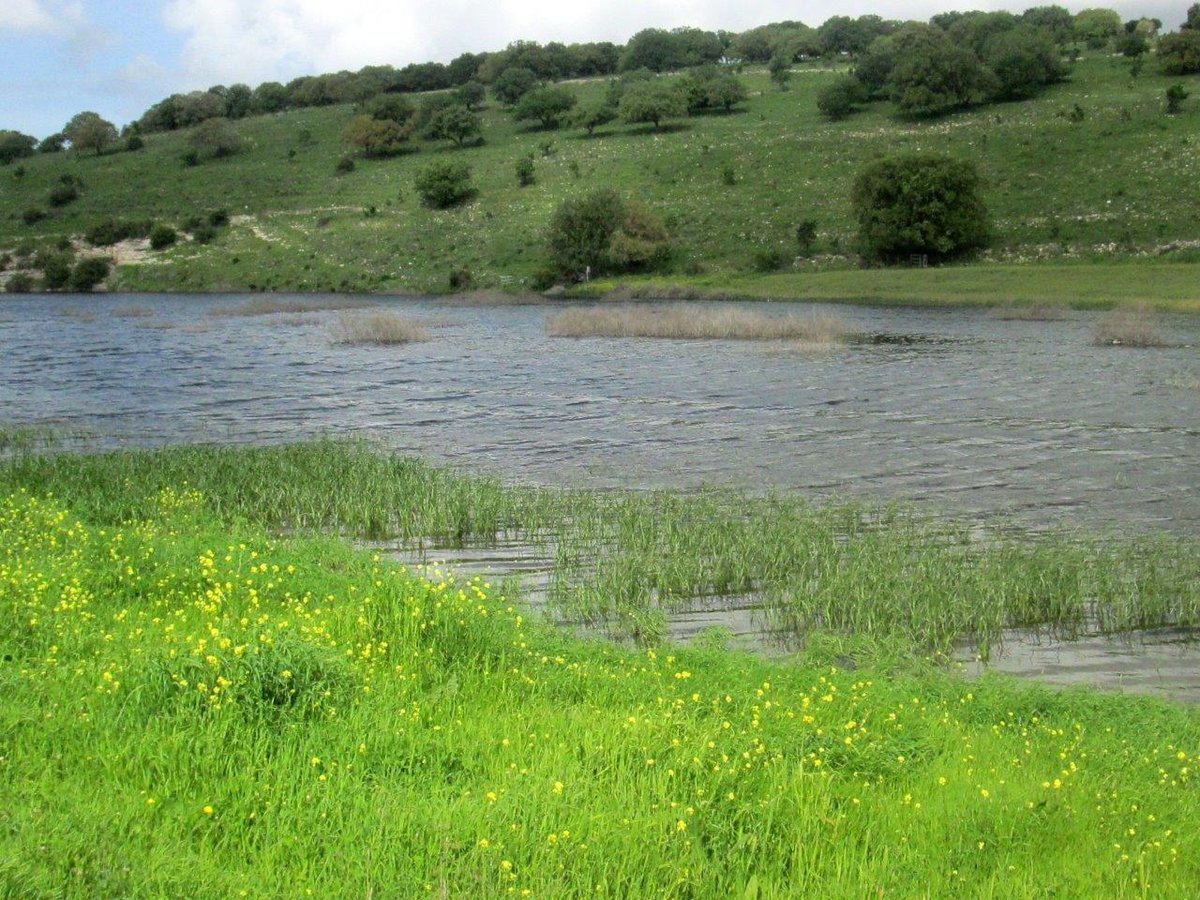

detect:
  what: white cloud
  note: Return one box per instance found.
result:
[0,0,83,33]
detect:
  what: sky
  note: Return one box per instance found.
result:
[1,0,1192,138]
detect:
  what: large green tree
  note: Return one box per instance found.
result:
[851,154,991,263]
[0,130,37,165]
[63,111,118,155]
[618,81,687,130]
[514,86,577,129]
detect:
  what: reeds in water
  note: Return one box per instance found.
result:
[1092,307,1171,347]
[331,311,429,345]
[547,304,852,344]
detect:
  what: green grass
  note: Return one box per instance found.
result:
[2,468,1198,897]
[3,437,1195,657]
[1,55,1197,301]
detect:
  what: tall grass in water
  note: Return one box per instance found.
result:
[209,296,377,317]
[2,436,1195,656]
[547,303,853,344]
[1093,306,1171,347]
[331,311,430,345]
[3,490,1197,896]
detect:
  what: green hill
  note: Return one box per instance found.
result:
[1,54,1198,305]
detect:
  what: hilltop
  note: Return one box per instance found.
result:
[1,53,1198,306]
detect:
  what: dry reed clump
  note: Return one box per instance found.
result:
[989,303,1069,321]
[547,304,853,343]
[210,297,376,318]
[1092,307,1171,348]
[603,284,744,303]
[331,311,429,345]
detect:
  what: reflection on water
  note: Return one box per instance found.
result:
[2,293,1196,533]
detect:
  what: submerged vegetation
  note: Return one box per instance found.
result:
[1,436,1198,896]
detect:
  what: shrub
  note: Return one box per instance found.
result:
[69,257,110,292]
[795,219,818,255]
[573,102,617,135]
[181,150,199,167]
[342,115,412,157]
[47,183,79,207]
[125,134,145,152]
[191,223,218,244]
[851,154,991,264]
[86,219,152,247]
[448,266,474,290]
[414,160,474,209]
[428,105,482,146]
[816,76,867,120]
[1166,84,1190,115]
[618,81,688,130]
[149,224,177,250]
[189,117,245,159]
[514,86,578,129]
[5,272,35,293]
[335,156,356,174]
[22,207,45,226]
[209,209,230,227]
[37,251,73,290]
[546,189,670,277]
[752,246,790,272]
[516,154,535,187]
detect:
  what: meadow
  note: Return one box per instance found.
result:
[1,436,1198,897]
[1,54,1198,306]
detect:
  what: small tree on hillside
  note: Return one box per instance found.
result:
[0,131,37,165]
[64,111,118,155]
[573,102,617,135]
[1158,31,1200,74]
[851,154,991,263]
[342,115,412,157]
[69,257,110,292]
[546,189,670,277]
[816,76,867,120]
[514,86,578,129]
[492,67,539,105]
[415,160,474,209]
[618,81,687,130]
[429,105,482,146]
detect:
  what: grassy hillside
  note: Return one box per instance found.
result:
[1,55,1198,301]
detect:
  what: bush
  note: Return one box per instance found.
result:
[851,154,991,264]
[448,266,474,290]
[191,223,218,244]
[209,209,230,227]
[414,160,474,209]
[5,272,35,293]
[149,224,177,250]
[181,150,199,167]
[37,251,73,290]
[752,246,790,272]
[47,183,79,207]
[795,219,819,255]
[816,76,867,120]
[516,154,535,187]
[335,156,356,174]
[69,257,110,292]
[1166,84,1190,115]
[546,189,670,277]
[22,208,45,226]
[189,117,245,159]
[86,219,152,247]
[125,134,145,152]
[342,115,412,157]
[514,86,578,129]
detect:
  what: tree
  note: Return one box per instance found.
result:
[37,133,65,153]
[887,31,992,117]
[618,81,687,130]
[251,82,290,114]
[342,115,411,157]
[149,224,177,250]
[64,111,117,155]
[429,105,482,146]
[620,28,681,72]
[983,28,1066,101]
[492,67,539,105]
[514,86,578,129]
[1114,31,1149,56]
[454,81,487,111]
[1185,3,1200,29]
[414,160,474,209]
[363,93,415,126]
[0,130,36,165]
[1158,31,1200,74]
[515,154,535,186]
[679,67,748,113]
[573,102,617,135]
[1073,8,1121,49]
[545,189,670,276]
[816,76,867,119]
[1020,6,1075,44]
[188,117,245,159]
[851,154,991,263]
